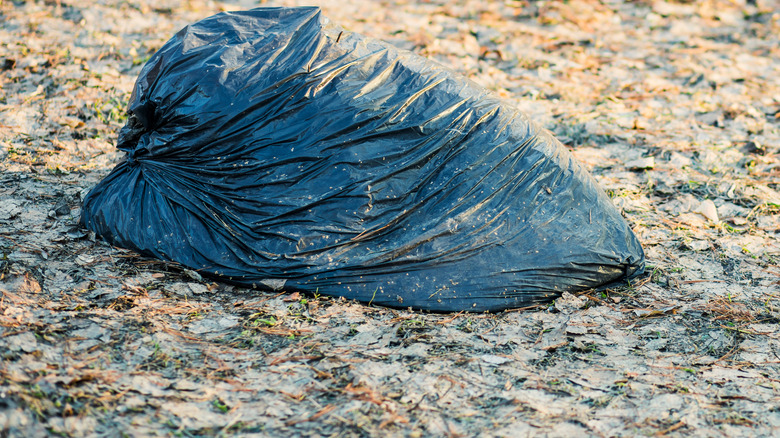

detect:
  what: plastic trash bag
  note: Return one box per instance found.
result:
[81,7,645,312]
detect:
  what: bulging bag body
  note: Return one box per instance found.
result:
[81,7,645,311]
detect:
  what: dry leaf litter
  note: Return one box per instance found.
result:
[1,0,779,436]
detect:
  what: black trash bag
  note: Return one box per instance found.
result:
[81,7,644,312]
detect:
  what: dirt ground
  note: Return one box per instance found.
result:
[1,0,779,436]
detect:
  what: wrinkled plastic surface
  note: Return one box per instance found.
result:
[81,7,645,312]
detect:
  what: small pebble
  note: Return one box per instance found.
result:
[625,156,655,170]
[697,199,719,223]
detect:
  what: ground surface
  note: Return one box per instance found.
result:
[1,0,779,436]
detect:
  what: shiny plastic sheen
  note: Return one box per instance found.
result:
[81,7,645,312]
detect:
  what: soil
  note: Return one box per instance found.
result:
[1,0,779,437]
